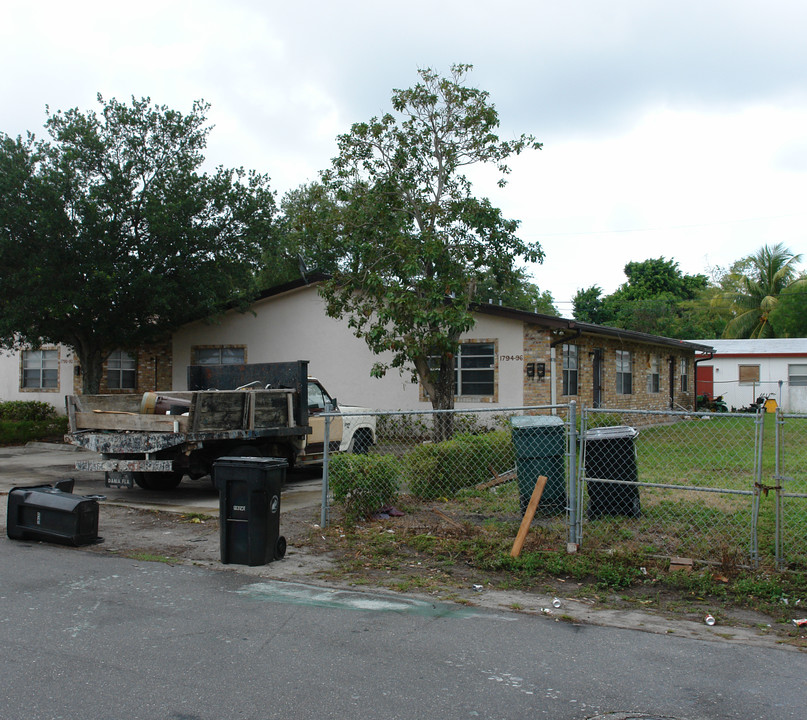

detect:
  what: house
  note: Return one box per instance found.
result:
[694,338,807,413]
[1,277,711,414]
[170,278,709,413]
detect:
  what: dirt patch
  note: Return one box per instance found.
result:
[56,501,337,581]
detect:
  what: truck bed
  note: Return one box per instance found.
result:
[67,389,299,441]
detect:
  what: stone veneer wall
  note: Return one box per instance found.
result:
[522,324,695,411]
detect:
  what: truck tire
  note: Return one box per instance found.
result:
[133,472,183,491]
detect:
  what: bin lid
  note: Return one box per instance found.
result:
[585,425,638,440]
[510,415,564,429]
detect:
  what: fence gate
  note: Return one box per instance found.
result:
[578,408,765,568]
[774,413,807,570]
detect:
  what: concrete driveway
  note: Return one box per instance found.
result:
[0,442,323,515]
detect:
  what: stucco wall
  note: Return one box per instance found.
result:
[0,346,76,413]
[171,285,528,411]
[698,355,807,413]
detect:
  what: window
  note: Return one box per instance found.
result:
[107,350,137,390]
[738,364,760,385]
[22,349,58,389]
[428,342,495,398]
[789,364,807,387]
[194,346,246,365]
[307,381,336,413]
[680,357,689,393]
[647,355,660,394]
[455,342,495,396]
[562,344,578,396]
[616,350,632,395]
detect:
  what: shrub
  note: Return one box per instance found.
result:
[0,400,58,422]
[0,417,69,445]
[330,453,401,523]
[407,430,515,500]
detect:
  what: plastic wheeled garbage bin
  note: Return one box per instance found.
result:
[584,425,640,519]
[213,456,287,566]
[510,415,566,516]
[7,481,100,546]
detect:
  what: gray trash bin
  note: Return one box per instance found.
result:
[510,415,566,516]
[584,425,640,519]
[214,457,287,566]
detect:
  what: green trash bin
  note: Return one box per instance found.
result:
[510,415,566,516]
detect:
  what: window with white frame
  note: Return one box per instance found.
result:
[789,364,807,387]
[680,357,689,392]
[562,343,578,396]
[22,349,58,389]
[427,342,496,398]
[616,350,632,395]
[455,342,495,396]
[107,350,137,390]
[193,346,246,365]
[647,354,660,393]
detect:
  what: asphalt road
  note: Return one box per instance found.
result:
[1,539,804,720]
[0,443,323,515]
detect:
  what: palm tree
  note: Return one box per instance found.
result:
[722,243,806,338]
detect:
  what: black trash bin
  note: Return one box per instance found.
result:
[7,481,100,546]
[510,415,566,516]
[213,457,287,566]
[584,425,640,519]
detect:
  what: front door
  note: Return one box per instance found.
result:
[592,349,603,408]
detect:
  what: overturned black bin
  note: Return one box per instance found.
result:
[584,426,640,519]
[213,457,287,566]
[7,481,100,546]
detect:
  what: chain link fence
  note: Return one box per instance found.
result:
[321,405,577,550]
[321,405,798,571]
[774,413,807,571]
[579,408,764,568]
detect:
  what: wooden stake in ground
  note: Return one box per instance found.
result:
[510,475,548,558]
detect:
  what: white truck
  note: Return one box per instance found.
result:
[65,361,376,490]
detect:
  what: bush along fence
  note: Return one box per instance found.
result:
[320,403,804,572]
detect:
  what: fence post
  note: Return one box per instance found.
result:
[774,409,783,568]
[749,409,764,568]
[568,401,577,547]
[320,413,331,528]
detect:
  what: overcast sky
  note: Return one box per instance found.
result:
[2,0,805,313]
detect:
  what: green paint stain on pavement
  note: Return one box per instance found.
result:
[237,581,478,618]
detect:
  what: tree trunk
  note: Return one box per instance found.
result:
[414,351,456,442]
[71,339,106,395]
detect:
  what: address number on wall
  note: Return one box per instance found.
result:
[499,355,524,362]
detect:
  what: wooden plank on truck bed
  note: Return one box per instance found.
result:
[75,412,189,432]
[254,391,292,428]
[191,391,249,431]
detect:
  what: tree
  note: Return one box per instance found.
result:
[574,258,710,337]
[471,267,558,315]
[311,65,542,437]
[722,243,806,338]
[572,285,606,324]
[0,95,275,393]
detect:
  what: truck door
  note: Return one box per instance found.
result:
[306,381,343,454]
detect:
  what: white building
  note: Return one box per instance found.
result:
[694,338,807,413]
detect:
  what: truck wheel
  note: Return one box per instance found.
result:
[351,429,373,455]
[133,472,182,491]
